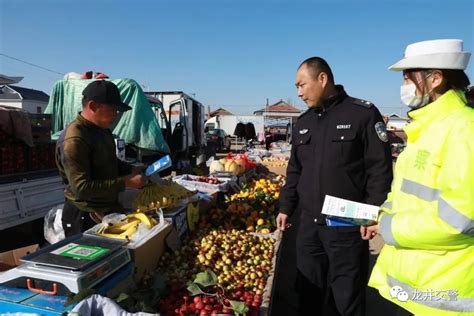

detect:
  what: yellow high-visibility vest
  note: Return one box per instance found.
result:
[369,90,474,316]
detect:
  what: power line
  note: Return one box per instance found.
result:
[0,53,64,76]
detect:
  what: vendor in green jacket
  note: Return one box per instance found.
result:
[56,80,146,237]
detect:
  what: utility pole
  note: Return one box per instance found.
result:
[265,98,269,127]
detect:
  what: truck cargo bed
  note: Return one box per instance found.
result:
[0,173,64,230]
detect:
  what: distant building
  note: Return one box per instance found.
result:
[254,100,301,117]
[254,100,302,127]
[209,107,233,118]
[0,85,50,114]
[0,74,24,85]
[385,113,409,130]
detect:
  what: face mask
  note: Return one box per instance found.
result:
[400,83,431,109]
[400,72,434,109]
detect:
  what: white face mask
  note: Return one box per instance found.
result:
[400,72,434,109]
[400,83,431,109]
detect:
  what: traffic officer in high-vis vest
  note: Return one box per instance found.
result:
[362,39,474,316]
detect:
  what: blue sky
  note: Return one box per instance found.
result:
[1,0,473,115]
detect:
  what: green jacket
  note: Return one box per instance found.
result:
[56,114,132,213]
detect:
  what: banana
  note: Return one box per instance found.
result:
[100,222,139,240]
[127,212,153,229]
[134,182,194,210]
[119,223,139,239]
[106,219,141,233]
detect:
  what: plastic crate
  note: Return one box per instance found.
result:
[172,174,230,193]
[28,143,56,171]
[29,113,52,130]
[0,142,27,175]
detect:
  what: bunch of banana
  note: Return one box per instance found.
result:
[134,181,195,211]
[97,212,158,240]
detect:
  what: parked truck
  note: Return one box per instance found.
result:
[0,109,64,231]
[145,91,206,161]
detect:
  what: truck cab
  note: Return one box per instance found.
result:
[145,91,206,161]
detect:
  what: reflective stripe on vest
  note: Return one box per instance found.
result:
[380,213,399,246]
[388,275,474,312]
[401,179,474,235]
[381,201,392,209]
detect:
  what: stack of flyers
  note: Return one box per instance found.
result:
[322,195,379,226]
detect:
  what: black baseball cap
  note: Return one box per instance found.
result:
[82,80,132,112]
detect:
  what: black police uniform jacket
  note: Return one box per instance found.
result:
[279,85,393,223]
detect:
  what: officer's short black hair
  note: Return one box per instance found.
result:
[299,57,335,84]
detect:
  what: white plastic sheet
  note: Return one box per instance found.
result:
[70,294,158,316]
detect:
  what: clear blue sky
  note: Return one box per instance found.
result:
[1,0,473,115]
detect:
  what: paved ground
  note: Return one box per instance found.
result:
[269,207,403,316]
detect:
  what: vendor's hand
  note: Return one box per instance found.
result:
[125,174,147,189]
[276,213,291,231]
[131,166,145,175]
[90,211,105,224]
[361,224,379,240]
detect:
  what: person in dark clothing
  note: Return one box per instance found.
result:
[264,128,272,150]
[277,57,393,316]
[56,80,146,237]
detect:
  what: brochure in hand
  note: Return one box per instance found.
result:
[322,195,379,226]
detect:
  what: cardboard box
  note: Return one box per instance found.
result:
[262,163,288,176]
[128,220,172,281]
[0,244,39,270]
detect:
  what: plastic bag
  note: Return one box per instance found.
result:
[44,204,65,244]
[70,294,157,316]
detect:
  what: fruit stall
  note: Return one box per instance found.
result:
[107,154,285,315]
[0,153,286,316]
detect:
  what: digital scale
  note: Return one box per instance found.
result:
[0,234,132,315]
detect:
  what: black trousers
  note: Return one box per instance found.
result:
[395,307,413,316]
[295,220,369,316]
[61,199,96,237]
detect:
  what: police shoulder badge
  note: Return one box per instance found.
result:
[374,122,388,142]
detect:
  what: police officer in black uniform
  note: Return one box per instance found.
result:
[277,57,393,316]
